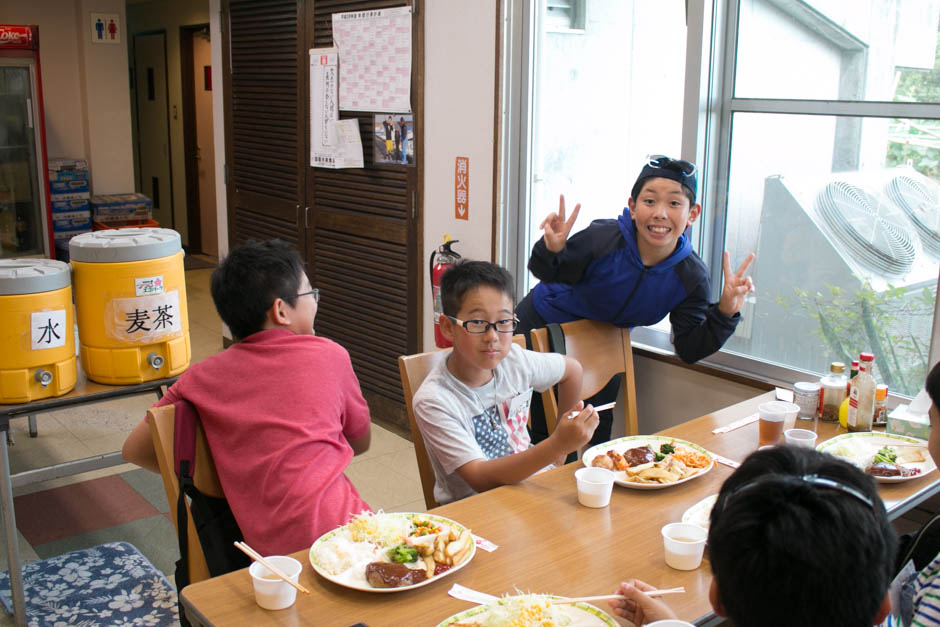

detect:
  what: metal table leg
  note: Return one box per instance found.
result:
[0,426,27,626]
[27,415,36,439]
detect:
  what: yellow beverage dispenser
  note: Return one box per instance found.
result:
[70,228,190,384]
[0,259,77,403]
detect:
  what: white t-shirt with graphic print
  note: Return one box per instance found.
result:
[413,344,565,505]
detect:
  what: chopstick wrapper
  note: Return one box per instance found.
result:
[473,535,498,552]
[710,453,741,469]
[449,583,498,605]
[712,412,758,434]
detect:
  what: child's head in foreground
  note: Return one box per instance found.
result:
[707,445,895,627]
[210,239,314,339]
[440,260,517,374]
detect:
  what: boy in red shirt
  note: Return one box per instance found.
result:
[123,239,372,555]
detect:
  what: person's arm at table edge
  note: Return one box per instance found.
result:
[122,418,160,473]
[455,411,593,493]
[347,429,370,455]
[554,355,583,418]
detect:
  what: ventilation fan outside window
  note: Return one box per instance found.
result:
[885,174,940,260]
[814,181,916,277]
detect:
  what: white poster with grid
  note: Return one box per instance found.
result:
[332,7,412,112]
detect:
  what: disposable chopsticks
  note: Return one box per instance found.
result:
[552,586,686,605]
[566,401,617,419]
[233,541,311,595]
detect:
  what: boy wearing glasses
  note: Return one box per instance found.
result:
[610,446,895,626]
[413,260,599,505]
[517,155,755,445]
[122,239,372,555]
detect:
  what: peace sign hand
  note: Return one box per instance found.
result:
[718,251,755,317]
[540,194,581,253]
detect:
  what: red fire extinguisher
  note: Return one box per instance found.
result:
[430,238,461,348]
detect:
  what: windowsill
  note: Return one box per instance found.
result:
[631,343,773,392]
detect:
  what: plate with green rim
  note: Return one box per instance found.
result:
[308,512,475,593]
[582,435,714,490]
[817,432,935,483]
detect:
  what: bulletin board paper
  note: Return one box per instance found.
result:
[332,7,412,112]
[310,48,340,168]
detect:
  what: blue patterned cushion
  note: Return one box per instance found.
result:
[0,541,178,626]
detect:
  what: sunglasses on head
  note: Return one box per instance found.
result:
[646,154,697,178]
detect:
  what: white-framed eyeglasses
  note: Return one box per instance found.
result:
[446,315,518,334]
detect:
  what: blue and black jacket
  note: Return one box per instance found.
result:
[526,209,739,364]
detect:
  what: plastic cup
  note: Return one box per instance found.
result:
[758,401,790,446]
[249,556,302,610]
[647,621,696,627]
[574,466,615,508]
[784,428,817,449]
[661,522,707,570]
[777,401,800,431]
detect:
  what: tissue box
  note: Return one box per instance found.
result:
[886,404,931,441]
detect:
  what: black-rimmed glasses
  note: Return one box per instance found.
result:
[447,315,518,334]
[295,288,320,304]
[647,154,697,178]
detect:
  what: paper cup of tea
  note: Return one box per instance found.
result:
[758,401,791,447]
[784,428,818,449]
[575,466,615,508]
[661,522,707,570]
[249,556,302,610]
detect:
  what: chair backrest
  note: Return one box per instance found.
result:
[398,334,526,510]
[147,404,224,585]
[530,320,638,437]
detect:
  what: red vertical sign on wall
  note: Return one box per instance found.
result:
[455,157,469,220]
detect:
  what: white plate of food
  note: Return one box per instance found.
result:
[309,511,475,592]
[817,432,936,482]
[437,593,618,627]
[582,435,714,490]
[682,493,718,530]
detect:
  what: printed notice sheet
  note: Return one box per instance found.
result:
[310,48,339,168]
[332,7,412,112]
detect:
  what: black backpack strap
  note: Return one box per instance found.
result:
[546,322,566,355]
[896,509,940,574]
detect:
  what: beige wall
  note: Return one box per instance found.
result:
[0,0,135,194]
[423,0,499,351]
[127,0,211,246]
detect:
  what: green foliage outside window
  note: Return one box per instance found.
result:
[779,285,934,396]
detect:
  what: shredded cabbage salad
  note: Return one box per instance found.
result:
[477,594,572,627]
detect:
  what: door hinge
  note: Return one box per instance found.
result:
[412,191,417,220]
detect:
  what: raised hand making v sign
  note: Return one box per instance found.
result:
[540,195,581,253]
[515,155,757,448]
[718,251,756,317]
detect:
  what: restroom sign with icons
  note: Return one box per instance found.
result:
[90,13,121,44]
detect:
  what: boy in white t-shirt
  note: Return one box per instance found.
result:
[413,260,599,504]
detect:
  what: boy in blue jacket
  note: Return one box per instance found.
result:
[516,155,755,444]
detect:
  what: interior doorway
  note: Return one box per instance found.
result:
[181,24,217,256]
[132,32,174,230]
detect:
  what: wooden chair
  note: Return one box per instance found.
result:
[398,334,526,510]
[148,404,225,585]
[530,319,638,438]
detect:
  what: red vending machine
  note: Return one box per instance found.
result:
[0,25,52,258]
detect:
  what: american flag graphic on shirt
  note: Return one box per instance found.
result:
[470,394,532,460]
